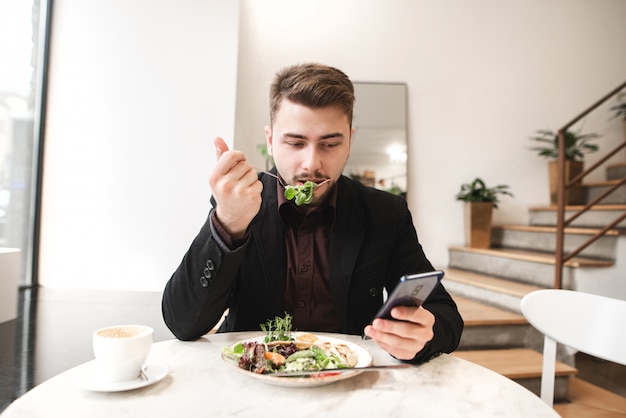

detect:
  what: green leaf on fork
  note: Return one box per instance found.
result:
[284,181,317,206]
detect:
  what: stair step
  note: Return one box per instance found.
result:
[586,180,626,205]
[495,224,622,236]
[444,267,544,313]
[492,225,620,260]
[553,377,626,417]
[452,348,578,401]
[529,204,626,229]
[454,295,527,326]
[448,247,613,289]
[606,162,626,181]
[450,246,614,268]
[453,294,533,350]
[586,179,626,187]
[446,268,543,298]
[531,204,626,211]
[452,348,577,379]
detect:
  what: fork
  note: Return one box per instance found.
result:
[255,169,287,187]
[255,169,332,189]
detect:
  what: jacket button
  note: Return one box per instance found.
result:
[369,287,378,296]
[206,259,215,271]
[200,277,209,288]
[204,268,212,278]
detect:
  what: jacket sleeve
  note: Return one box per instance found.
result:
[161,209,247,340]
[383,194,464,364]
[410,281,464,364]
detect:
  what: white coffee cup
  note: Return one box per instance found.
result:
[93,324,153,382]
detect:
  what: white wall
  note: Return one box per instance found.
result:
[40,0,240,290]
[235,0,626,269]
[40,0,626,291]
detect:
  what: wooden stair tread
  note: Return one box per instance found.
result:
[495,224,622,236]
[449,246,614,268]
[554,377,626,417]
[530,204,626,211]
[585,179,625,187]
[446,268,545,298]
[607,162,626,169]
[453,295,527,326]
[452,348,577,379]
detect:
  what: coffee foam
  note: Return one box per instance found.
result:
[97,327,141,339]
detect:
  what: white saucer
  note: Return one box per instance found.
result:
[79,362,169,392]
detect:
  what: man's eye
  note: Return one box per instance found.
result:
[287,142,305,148]
[324,143,340,148]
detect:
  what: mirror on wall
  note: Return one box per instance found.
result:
[344,82,408,197]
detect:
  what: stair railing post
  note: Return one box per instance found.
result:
[554,80,626,289]
[554,130,566,289]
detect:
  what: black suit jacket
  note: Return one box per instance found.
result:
[162,173,463,363]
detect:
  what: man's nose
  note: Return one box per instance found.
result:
[301,147,322,172]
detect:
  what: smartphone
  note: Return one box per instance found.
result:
[373,270,444,320]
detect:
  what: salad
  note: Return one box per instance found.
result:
[222,314,358,375]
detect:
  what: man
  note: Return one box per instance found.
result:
[162,63,463,363]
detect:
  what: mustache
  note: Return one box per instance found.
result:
[293,171,330,183]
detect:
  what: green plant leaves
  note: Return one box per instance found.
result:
[455,177,513,209]
[529,129,600,161]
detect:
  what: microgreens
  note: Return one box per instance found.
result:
[284,181,317,206]
[257,169,329,206]
[260,313,294,343]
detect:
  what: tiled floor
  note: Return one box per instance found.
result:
[1,287,625,413]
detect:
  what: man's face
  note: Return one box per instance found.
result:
[265,99,353,206]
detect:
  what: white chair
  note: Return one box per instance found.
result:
[520,289,626,406]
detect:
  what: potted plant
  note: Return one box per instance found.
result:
[257,144,275,170]
[611,92,626,160]
[610,92,626,120]
[529,128,600,205]
[456,177,513,249]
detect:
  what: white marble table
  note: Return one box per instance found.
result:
[2,332,559,417]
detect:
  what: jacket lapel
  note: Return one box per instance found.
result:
[329,178,365,331]
[250,174,286,312]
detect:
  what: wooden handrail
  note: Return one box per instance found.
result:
[554,80,626,289]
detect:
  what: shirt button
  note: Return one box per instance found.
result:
[369,287,378,296]
[300,264,309,272]
[298,301,306,308]
[200,277,209,288]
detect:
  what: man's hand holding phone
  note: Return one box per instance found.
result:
[364,305,436,360]
[363,270,443,360]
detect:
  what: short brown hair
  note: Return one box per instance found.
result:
[269,63,355,126]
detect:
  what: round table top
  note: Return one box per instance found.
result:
[2,331,559,418]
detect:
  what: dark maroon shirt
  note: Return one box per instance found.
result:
[277,183,340,332]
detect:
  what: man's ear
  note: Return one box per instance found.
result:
[264,126,273,156]
[347,127,355,155]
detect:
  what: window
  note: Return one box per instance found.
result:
[0,0,49,286]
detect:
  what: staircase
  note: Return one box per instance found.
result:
[443,162,626,408]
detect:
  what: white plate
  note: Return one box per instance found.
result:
[79,362,169,392]
[221,334,373,388]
